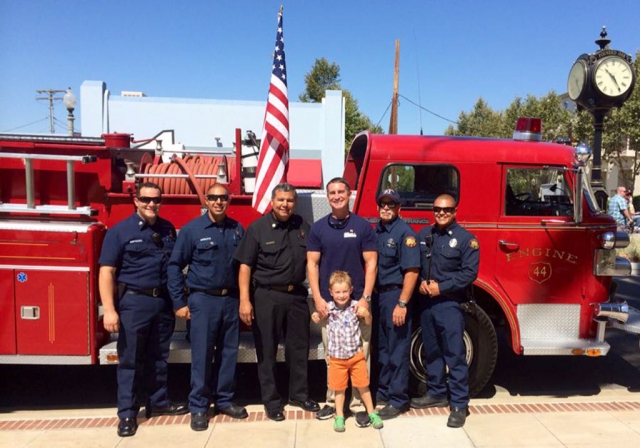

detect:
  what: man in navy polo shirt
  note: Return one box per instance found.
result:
[307,177,378,423]
[99,182,187,438]
[374,189,420,420]
[168,183,247,431]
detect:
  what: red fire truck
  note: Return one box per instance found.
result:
[1,120,639,397]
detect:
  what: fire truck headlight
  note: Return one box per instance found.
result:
[599,232,616,250]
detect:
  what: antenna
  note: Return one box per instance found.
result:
[413,29,423,135]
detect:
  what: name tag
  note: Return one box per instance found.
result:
[199,237,212,242]
[129,239,143,244]
[344,233,357,238]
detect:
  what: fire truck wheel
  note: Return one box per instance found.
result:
[409,303,498,397]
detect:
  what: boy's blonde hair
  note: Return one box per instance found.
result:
[329,270,352,290]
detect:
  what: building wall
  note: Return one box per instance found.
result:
[79,80,346,184]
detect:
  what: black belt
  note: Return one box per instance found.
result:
[189,287,237,296]
[127,286,167,298]
[377,284,402,293]
[257,284,301,293]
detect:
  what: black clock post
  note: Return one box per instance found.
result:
[567,27,636,208]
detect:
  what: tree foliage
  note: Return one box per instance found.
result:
[299,58,383,150]
[445,51,640,190]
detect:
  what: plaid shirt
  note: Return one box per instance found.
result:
[326,301,361,359]
[608,194,628,226]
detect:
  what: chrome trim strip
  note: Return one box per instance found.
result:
[0,355,93,365]
[0,221,94,232]
[0,265,90,272]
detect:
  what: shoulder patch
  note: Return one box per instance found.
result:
[469,238,479,250]
[404,236,417,248]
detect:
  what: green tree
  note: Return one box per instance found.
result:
[444,98,503,137]
[299,58,383,150]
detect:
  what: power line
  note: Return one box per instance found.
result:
[36,89,66,133]
[1,117,49,133]
[398,94,458,125]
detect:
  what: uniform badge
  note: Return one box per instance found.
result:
[386,238,396,248]
[449,238,458,248]
[469,238,479,250]
[404,236,417,247]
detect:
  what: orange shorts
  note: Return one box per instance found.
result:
[328,350,369,391]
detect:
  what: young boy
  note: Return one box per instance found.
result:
[311,271,383,432]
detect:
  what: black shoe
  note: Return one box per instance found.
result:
[216,403,248,419]
[376,398,388,408]
[377,404,407,420]
[117,417,138,437]
[447,406,470,428]
[288,398,320,412]
[190,412,209,431]
[145,402,188,418]
[410,395,449,409]
[266,407,285,422]
[315,404,335,420]
[354,411,371,427]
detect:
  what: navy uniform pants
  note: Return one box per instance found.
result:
[116,292,175,418]
[252,287,310,412]
[419,299,469,408]
[376,289,411,409]
[188,292,240,413]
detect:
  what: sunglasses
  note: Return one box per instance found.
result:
[378,201,398,208]
[137,196,163,204]
[206,194,229,202]
[433,206,456,214]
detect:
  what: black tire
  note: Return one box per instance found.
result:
[409,302,498,397]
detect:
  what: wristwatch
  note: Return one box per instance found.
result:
[363,295,372,303]
[397,300,407,308]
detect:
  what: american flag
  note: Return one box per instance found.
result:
[252,6,289,214]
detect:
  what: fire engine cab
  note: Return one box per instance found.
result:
[1,119,639,397]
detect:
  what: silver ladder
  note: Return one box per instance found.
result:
[0,152,97,216]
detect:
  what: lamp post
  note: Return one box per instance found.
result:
[63,87,77,136]
[567,27,636,208]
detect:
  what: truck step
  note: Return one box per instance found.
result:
[99,332,325,365]
[520,338,610,356]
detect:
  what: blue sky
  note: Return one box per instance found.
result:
[1,0,639,136]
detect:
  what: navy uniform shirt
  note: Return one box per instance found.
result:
[233,213,309,286]
[307,213,377,301]
[376,217,420,287]
[418,221,479,301]
[98,213,176,289]
[167,213,244,309]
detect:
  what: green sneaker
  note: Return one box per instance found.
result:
[333,416,346,432]
[369,411,384,429]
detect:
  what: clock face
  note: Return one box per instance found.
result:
[567,60,586,100]
[594,56,633,97]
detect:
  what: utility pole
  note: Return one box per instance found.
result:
[36,89,66,133]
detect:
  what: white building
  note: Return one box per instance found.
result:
[79,80,346,186]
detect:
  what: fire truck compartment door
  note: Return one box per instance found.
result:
[15,269,90,356]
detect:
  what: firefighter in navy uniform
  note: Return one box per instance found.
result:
[373,189,420,420]
[410,193,479,428]
[167,183,248,432]
[234,183,320,422]
[98,182,187,438]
